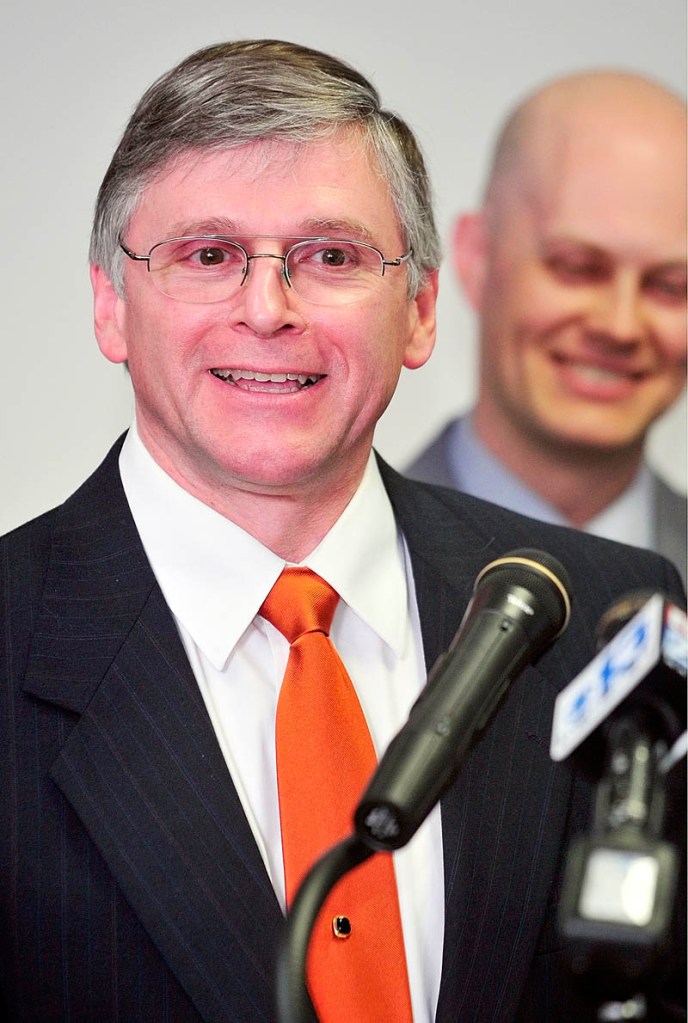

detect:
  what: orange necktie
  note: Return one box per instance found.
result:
[260,567,414,1023]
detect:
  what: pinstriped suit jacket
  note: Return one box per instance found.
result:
[1,435,684,1022]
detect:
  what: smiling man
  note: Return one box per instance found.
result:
[93,134,435,555]
[1,42,685,1023]
[407,71,687,583]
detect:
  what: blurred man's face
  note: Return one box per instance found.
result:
[460,117,687,460]
[92,132,436,508]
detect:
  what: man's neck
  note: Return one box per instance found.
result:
[198,483,360,563]
[473,407,643,527]
[135,426,370,563]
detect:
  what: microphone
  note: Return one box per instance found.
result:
[551,592,687,1007]
[355,548,572,852]
[550,590,687,771]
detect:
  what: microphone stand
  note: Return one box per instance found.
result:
[275,834,375,1023]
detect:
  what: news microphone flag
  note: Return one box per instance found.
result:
[550,593,687,764]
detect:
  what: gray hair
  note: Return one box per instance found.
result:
[89,39,441,297]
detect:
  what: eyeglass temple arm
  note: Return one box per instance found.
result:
[382,251,413,266]
[381,250,413,274]
[119,241,151,264]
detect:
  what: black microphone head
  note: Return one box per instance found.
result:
[474,547,572,640]
[595,590,676,650]
[357,548,572,851]
[589,590,687,750]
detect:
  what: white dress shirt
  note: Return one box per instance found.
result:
[119,424,444,1022]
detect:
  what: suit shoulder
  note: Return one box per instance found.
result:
[0,507,57,613]
[1,505,56,565]
[0,435,128,610]
[381,460,685,605]
[0,509,58,691]
[403,420,459,487]
[655,474,687,519]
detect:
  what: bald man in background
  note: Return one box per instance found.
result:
[406,71,687,583]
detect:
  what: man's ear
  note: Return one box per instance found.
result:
[452,211,488,312]
[402,269,438,370]
[91,264,128,364]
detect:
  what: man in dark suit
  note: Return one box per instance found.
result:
[0,41,685,1022]
[406,71,687,585]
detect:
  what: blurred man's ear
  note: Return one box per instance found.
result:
[452,212,488,312]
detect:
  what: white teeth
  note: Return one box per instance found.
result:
[572,363,624,382]
[210,368,322,387]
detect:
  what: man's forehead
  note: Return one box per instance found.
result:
[507,81,681,189]
[151,138,318,183]
[506,116,686,261]
[142,129,380,194]
[130,133,400,240]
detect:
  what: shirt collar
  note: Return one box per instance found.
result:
[118,426,407,669]
[450,414,655,548]
[306,451,408,655]
[585,471,655,548]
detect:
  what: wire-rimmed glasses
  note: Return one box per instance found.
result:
[119,235,413,306]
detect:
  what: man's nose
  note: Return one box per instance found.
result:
[588,275,644,345]
[233,253,302,335]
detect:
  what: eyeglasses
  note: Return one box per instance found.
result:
[119,235,413,306]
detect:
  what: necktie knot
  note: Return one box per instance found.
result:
[260,567,339,644]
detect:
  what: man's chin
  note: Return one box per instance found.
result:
[535,421,647,461]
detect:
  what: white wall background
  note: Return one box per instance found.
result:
[2,0,685,535]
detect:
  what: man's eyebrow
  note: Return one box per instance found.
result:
[540,236,608,255]
[646,260,688,274]
[164,217,241,237]
[541,236,688,273]
[161,217,378,243]
[300,217,377,243]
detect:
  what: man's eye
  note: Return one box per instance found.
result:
[195,247,229,266]
[317,247,351,268]
[645,275,687,303]
[546,256,607,282]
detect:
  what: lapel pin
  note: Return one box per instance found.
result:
[332,915,352,939]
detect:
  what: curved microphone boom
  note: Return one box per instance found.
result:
[355,548,572,852]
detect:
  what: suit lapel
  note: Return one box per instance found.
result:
[378,454,494,667]
[22,439,281,1022]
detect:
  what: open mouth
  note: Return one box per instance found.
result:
[210,369,324,392]
[567,363,634,383]
[552,354,646,384]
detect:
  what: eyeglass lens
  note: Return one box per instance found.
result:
[147,238,390,305]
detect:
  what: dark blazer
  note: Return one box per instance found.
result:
[1,436,685,1022]
[406,419,688,588]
